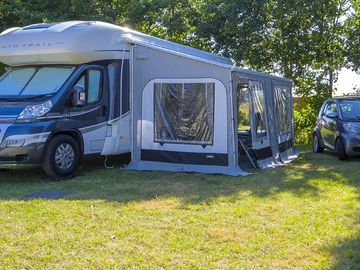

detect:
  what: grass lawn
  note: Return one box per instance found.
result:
[0,147,359,269]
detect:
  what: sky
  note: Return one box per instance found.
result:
[335,68,360,96]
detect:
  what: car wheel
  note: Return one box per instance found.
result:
[43,135,80,178]
[313,133,324,153]
[336,138,347,161]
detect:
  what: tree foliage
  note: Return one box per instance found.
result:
[0,0,358,143]
[347,1,360,70]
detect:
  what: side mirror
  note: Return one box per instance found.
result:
[71,85,86,106]
[326,112,338,119]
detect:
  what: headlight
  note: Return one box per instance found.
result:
[17,100,52,120]
[343,123,360,133]
[1,139,25,148]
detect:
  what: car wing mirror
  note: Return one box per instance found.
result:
[326,112,338,119]
[71,85,86,106]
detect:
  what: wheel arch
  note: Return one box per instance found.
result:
[43,130,84,161]
[335,134,345,147]
[313,128,324,146]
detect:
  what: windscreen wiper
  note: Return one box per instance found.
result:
[22,94,54,101]
[0,97,20,102]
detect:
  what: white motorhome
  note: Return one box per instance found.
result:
[0,21,296,177]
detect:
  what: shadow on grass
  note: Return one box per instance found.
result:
[0,151,355,204]
[1,150,360,268]
[330,235,360,269]
[316,152,360,269]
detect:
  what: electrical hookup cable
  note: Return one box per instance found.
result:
[103,155,115,169]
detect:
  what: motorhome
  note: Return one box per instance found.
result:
[0,21,297,177]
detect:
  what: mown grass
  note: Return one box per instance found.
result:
[0,148,359,269]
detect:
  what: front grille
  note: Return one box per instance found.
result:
[0,157,16,162]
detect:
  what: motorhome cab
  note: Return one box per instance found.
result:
[0,21,297,177]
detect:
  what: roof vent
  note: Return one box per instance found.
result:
[23,23,57,30]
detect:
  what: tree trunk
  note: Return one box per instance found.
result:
[329,71,334,98]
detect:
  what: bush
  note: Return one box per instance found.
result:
[294,96,326,145]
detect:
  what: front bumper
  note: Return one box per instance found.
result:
[0,122,51,165]
[343,133,360,156]
[0,143,45,164]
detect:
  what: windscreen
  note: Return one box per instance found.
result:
[154,82,215,145]
[0,66,75,98]
[339,100,360,121]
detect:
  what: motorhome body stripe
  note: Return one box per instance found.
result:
[69,106,102,117]
[3,132,50,146]
[79,122,108,134]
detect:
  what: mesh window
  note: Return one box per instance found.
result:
[154,82,215,145]
[275,87,291,134]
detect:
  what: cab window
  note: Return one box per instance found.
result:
[74,69,102,104]
[88,70,102,103]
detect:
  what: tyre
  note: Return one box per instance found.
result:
[43,135,80,178]
[313,133,324,153]
[336,138,347,161]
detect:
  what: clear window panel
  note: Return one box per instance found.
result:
[251,83,267,137]
[275,87,291,134]
[237,87,251,131]
[154,82,215,145]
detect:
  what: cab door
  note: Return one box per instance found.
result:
[69,66,109,155]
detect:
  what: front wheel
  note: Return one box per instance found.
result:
[43,135,80,178]
[313,133,324,153]
[336,138,347,161]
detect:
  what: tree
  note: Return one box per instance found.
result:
[0,0,355,143]
[347,1,360,70]
[121,0,204,48]
[195,0,267,65]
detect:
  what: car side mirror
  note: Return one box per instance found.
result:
[71,85,86,106]
[326,112,338,119]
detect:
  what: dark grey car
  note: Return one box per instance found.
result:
[313,97,360,160]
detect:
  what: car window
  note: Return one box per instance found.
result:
[324,101,337,116]
[339,100,360,120]
[75,75,85,89]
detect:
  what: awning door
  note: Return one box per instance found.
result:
[237,79,271,164]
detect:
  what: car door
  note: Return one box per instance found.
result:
[69,66,109,155]
[322,101,338,148]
